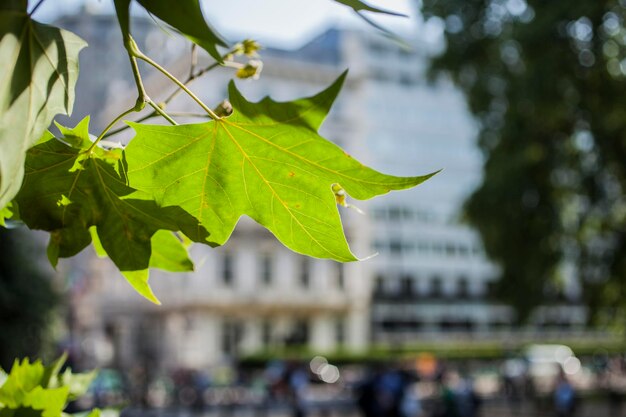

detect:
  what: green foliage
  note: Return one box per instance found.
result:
[14,117,208,303]
[0,355,109,417]
[126,73,434,261]
[0,9,85,209]
[0,0,428,303]
[421,0,626,322]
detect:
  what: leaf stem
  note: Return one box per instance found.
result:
[28,0,47,16]
[128,38,221,120]
[87,107,137,154]
[104,40,237,139]
[126,53,149,112]
[147,100,178,125]
[189,44,198,79]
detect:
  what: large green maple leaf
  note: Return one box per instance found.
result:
[126,73,435,261]
[14,118,209,303]
[0,10,85,209]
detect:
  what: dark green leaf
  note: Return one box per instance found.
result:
[114,0,227,62]
[0,11,86,209]
[126,72,435,262]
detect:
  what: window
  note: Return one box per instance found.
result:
[430,277,443,297]
[373,240,385,252]
[221,319,242,355]
[300,258,310,288]
[399,74,413,86]
[389,239,402,255]
[286,319,309,345]
[222,254,233,286]
[336,263,345,290]
[335,318,345,346]
[261,254,272,285]
[388,207,402,220]
[401,275,415,295]
[457,277,469,298]
[374,275,385,295]
[262,320,272,348]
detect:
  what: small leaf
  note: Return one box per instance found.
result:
[0,203,13,227]
[137,0,227,61]
[149,231,194,272]
[332,0,407,16]
[0,358,45,407]
[114,0,227,62]
[41,353,68,388]
[57,369,97,401]
[126,72,435,262]
[119,269,161,304]
[0,11,86,209]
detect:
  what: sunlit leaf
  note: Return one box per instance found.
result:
[0,356,101,417]
[126,72,435,262]
[0,10,85,209]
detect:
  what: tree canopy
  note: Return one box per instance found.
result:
[421,0,626,322]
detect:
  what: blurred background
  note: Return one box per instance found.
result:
[4,0,626,415]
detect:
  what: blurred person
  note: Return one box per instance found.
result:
[400,382,423,417]
[553,370,576,417]
[357,365,415,417]
[433,370,460,417]
[501,358,528,415]
[287,363,309,417]
[604,356,626,417]
[455,376,481,417]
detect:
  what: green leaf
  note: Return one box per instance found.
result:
[0,357,102,417]
[41,353,67,389]
[0,203,13,227]
[114,0,227,62]
[149,231,194,272]
[126,72,435,262]
[0,11,86,209]
[0,359,45,408]
[21,386,69,417]
[56,369,96,402]
[14,118,208,303]
[0,358,70,417]
[332,0,407,16]
[90,227,193,304]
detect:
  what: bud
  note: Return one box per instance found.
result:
[233,39,262,57]
[213,100,233,117]
[236,59,263,80]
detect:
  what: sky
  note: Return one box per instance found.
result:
[35,0,423,49]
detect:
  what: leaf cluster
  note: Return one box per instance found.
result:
[0,0,433,303]
[0,354,110,417]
